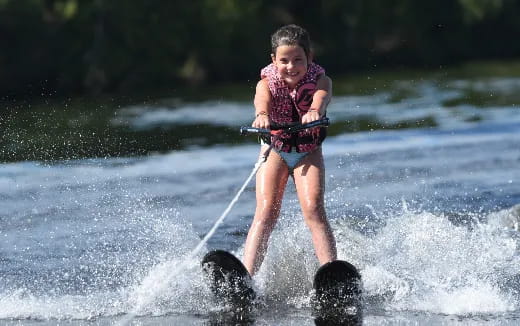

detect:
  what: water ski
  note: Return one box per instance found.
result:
[312,260,362,323]
[201,250,256,307]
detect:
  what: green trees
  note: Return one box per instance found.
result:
[1,0,519,97]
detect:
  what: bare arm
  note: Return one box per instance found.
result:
[301,74,332,124]
[252,79,272,129]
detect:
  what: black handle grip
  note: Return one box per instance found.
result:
[240,117,329,135]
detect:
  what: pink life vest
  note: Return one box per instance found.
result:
[260,62,327,153]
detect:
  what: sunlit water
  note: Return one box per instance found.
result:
[1,78,520,325]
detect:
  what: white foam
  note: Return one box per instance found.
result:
[357,208,520,314]
[254,218,318,303]
[415,284,514,315]
[126,256,211,316]
[0,289,125,320]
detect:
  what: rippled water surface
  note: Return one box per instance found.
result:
[1,75,520,325]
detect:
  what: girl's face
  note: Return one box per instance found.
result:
[271,45,310,89]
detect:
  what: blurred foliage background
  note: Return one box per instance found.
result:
[1,0,519,99]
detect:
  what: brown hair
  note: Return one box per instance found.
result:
[271,24,312,58]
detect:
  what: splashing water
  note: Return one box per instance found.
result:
[356,207,519,315]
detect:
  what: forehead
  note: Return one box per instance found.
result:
[273,45,306,58]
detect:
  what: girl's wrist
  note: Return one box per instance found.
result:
[255,111,269,118]
[308,108,322,116]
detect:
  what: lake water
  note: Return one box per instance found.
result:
[1,76,520,325]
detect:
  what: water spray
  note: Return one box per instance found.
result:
[118,118,330,324]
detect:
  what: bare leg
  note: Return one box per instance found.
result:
[243,146,289,275]
[293,148,337,264]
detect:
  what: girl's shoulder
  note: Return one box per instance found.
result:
[256,78,269,89]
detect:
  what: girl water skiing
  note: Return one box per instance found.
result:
[243,24,337,276]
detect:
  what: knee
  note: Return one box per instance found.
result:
[251,214,278,236]
[301,202,326,224]
[254,200,281,224]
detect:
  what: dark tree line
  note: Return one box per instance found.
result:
[1,0,519,98]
